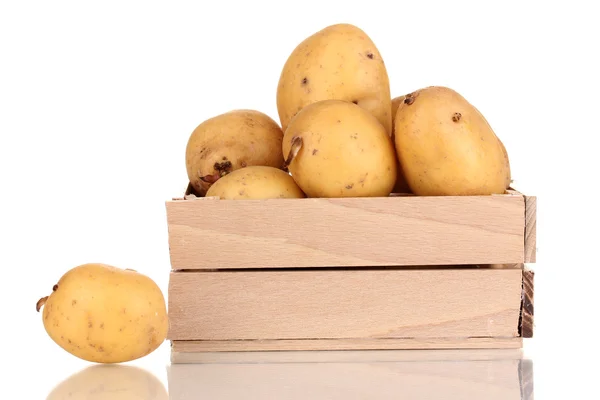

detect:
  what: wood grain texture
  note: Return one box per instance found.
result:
[168,352,530,399]
[168,268,523,341]
[171,337,523,354]
[165,194,526,269]
[524,196,537,263]
[520,269,535,338]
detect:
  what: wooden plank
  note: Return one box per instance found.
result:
[167,268,523,341]
[165,194,526,269]
[171,337,522,354]
[168,350,531,399]
[524,196,537,262]
[520,269,535,338]
[170,347,523,363]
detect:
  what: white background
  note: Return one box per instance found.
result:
[1,0,599,398]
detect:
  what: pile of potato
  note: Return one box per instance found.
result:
[186,23,511,199]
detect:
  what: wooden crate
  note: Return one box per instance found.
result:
[165,188,536,357]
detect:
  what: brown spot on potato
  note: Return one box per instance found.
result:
[68,339,72,344]
[98,346,104,352]
[238,190,245,196]
[404,93,416,105]
[352,100,358,104]
[350,133,358,139]
[52,284,58,291]
[240,161,247,167]
[366,52,374,59]
[452,112,462,122]
[301,77,308,85]
[346,184,354,189]
[71,300,77,306]
[88,322,93,328]
[312,149,318,155]
[100,323,104,329]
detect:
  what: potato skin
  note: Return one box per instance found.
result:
[283,99,397,198]
[205,166,305,200]
[185,109,284,195]
[41,263,168,363]
[394,86,510,196]
[276,23,392,135]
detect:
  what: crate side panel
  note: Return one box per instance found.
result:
[165,195,525,269]
[168,268,523,340]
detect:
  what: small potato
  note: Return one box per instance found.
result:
[37,263,168,364]
[276,23,392,135]
[283,99,397,198]
[205,166,305,200]
[186,109,284,195]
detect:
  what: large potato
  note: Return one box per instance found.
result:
[37,263,168,363]
[394,86,511,196]
[276,23,392,135]
[186,109,284,195]
[205,165,305,199]
[282,99,397,198]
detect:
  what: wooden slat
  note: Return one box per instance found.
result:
[167,268,523,341]
[167,350,531,399]
[165,194,526,269]
[171,337,522,354]
[524,196,537,263]
[170,347,523,363]
[520,269,535,338]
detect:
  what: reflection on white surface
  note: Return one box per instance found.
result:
[168,349,533,399]
[47,364,168,400]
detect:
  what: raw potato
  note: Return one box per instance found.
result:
[47,364,168,400]
[282,99,397,198]
[186,109,284,195]
[276,23,392,135]
[36,263,168,363]
[394,86,511,196]
[390,95,411,193]
[205,165,305,200]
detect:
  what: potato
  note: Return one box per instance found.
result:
[36,263,168,363]
[205,165,305,199]
[390,95,411,193]
[394,86,511,196]
[276,23,392,136]
[186,109,284,195]
[47,365,168,400]
[282,99,397,198]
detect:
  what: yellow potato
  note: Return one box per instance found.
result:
[390,95,411,193]
[394,86,511,196]
[282,99,397,198]
[205,165,305,199]
[37,263,168,363]
[276,23,392,135]
[47,365,168,400]
[186,109,284,195]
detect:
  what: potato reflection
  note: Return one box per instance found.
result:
[168,349,533,399]
[47,364,168,400]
